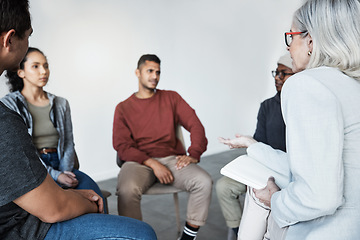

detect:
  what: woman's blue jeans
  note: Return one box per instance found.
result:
[44,213,157,240]
[40,152,107,212]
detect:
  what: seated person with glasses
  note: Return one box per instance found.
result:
[217,53,293,239]
[224,0,360,238]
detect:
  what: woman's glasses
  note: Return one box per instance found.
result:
[284,31,307,47]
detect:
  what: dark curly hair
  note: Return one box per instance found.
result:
[6,47,46,92]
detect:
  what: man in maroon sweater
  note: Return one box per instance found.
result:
[113,54,212,240]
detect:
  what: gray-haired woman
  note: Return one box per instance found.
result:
[221,0,360,239]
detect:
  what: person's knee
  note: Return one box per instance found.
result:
[216,177,246,197]
[116,179,142,199]
[216,176,229,196]
[196,171,213,192]
[73,169,91,183]
[137,221,157,239]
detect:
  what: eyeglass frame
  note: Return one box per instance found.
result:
[284,31,307,47]
[271,70,294,80]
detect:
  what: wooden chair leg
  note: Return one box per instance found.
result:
[173,192,181,237]
[101,190,111,214]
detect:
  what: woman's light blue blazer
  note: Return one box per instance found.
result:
[247,67,360,239]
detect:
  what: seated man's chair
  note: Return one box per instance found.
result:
[116,125,185,237]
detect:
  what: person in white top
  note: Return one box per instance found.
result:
[220,0,360,239]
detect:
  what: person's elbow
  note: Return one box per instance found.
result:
[38,213,62,224]
[36,203,73,223]
[309,191,343,217]
[321,196,343,215]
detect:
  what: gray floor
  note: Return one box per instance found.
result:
[97,148,246,240]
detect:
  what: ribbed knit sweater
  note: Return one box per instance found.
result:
[113,89,207,164]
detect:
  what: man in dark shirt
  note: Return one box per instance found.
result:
[216,53,293,237]
[0,1,156,239]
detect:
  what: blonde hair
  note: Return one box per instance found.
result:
[293,0,360,81]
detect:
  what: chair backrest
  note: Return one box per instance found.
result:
[116,125,186,167]
[73,151,80,170]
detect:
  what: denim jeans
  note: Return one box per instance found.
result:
[40,152,61,169]
[40,152,107,213]
[44,213,157,240]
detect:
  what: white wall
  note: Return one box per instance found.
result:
[0,0,302,181]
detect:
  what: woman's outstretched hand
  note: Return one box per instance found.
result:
[218,134,257,149]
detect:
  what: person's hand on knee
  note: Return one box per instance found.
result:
[144,158,174,184]
[70,189,104,213]
[58,172,79,188]
[175,155,198,170]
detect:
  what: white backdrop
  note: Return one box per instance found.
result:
[0,0,302,181]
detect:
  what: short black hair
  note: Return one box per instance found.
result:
[0,0,31,39]
[137,54,161,69]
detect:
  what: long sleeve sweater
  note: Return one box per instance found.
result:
[112,89,207,164]
[253,92,286,152]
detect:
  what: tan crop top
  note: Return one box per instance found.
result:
[27,102,59,149]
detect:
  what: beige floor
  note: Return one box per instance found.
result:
[97,148,246,240]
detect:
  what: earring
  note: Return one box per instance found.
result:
[308,51,312,56]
